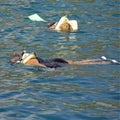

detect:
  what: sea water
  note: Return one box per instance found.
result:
[0,0,119,120]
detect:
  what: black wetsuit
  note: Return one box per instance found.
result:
[37,57,68,68]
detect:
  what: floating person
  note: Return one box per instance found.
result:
[9,51,119,69]
[28,14,78,32]
[47,15,78,31]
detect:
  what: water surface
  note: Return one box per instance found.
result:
[0,0,120,120]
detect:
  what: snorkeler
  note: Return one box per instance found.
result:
[9,51,119,69]
[47,15,78,31]
[28,14,78,32]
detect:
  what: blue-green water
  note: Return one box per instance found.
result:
[0,0,120,120]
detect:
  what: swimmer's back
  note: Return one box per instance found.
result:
[37,58,68,68]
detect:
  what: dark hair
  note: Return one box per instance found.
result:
[9,53,21,63]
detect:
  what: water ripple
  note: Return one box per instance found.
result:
[0,0,119,120]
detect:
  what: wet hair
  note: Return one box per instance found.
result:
[9,53,21,64]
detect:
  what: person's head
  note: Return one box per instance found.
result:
[9,53,21,64]
[59,22,73,31]
[54,16,78,32]
[9,51,36,64]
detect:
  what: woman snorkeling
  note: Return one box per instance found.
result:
[9,50,119,69]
